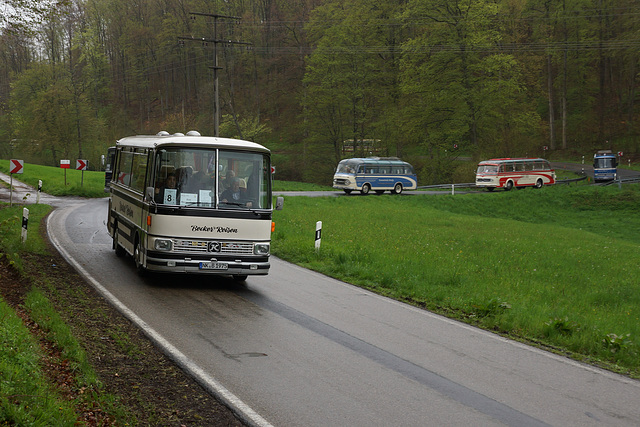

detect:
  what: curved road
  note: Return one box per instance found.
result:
[45,197,640,426]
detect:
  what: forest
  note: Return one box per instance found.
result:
[1,0,639,184]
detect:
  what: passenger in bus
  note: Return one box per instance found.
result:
[221,178,252,207]
[190,170,211,192]
[176,166,193,190]
[221,170,236,190]
[155,173,177,203]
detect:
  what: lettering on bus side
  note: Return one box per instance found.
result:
[191,225,239,234]
[118,201,134,219]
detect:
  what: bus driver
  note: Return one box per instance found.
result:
[221,177,253,207]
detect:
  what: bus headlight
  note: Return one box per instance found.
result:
[254,243,270,255]
[154,239,173,251]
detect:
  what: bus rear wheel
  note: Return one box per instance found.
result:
[361,183,371,195]
[392,183,403,194]
[113,224,125,257]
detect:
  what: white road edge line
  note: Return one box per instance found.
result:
[46,208,273,427]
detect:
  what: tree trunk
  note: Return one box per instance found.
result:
[547,54,555,150]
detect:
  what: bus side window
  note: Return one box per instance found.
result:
[130,151,148,192]
[117,151,133,186]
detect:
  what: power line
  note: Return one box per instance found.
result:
[178,12,251,137]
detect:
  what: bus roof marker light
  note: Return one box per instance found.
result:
[157,131,170,136]
[186,130,201,136]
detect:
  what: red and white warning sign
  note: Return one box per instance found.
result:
[10,159,24,174]
[76,159,88,170]
[60,159,71,169]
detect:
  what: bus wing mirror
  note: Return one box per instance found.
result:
[145,187,155,201]
[275,196,284,211]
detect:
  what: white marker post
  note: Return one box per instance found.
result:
[37,180,42,204]
[21,208,29,243]
[315,221,322,253]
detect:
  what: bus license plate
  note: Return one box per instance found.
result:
[199,262,228,270]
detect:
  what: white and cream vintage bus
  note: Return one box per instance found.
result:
[475,157,556,191]
[107,131,283,280]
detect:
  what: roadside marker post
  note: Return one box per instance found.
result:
[21,208,29,243]
[60,159,70,186]
[315,221,322,253]
[76,159,88,186]
[37,180,42,204]
[9,159,24,207]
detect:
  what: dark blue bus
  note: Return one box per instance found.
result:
[104,146,116,192]
[593,150,617,182]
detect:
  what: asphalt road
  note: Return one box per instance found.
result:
[45,197,640,427]
[551,161,640,180]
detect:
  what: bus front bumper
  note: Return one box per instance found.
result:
[145,253,270,275]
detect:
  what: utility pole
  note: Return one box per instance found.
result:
[179,13,251,137]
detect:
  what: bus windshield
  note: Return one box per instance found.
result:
[594,158,615,168]
[477,165,499,174]
[336,160,358,174]
[153,147,270,209]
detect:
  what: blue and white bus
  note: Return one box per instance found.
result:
[332,157,417,195]
[593,150,617,182]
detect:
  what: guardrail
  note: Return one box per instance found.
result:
[555,176,587,185]
[597,177,640,186]
[416,183,476,190]
[416,174,638,192]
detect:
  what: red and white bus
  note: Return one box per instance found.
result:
[475,158,555,191]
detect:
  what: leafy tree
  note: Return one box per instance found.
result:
[400,0,538,160]
[302,0,405,168]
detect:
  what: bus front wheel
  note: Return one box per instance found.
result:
[233,275,248,282]
[134,236,147,276]
[392,183,403,195]
[534,179,543,189]
[361,184,371,195]
[343,189,352,194]
[504,181,513,191]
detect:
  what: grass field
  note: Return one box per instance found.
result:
[271,185,640,376]
[1,160,638,377]
[0,161,107,198]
